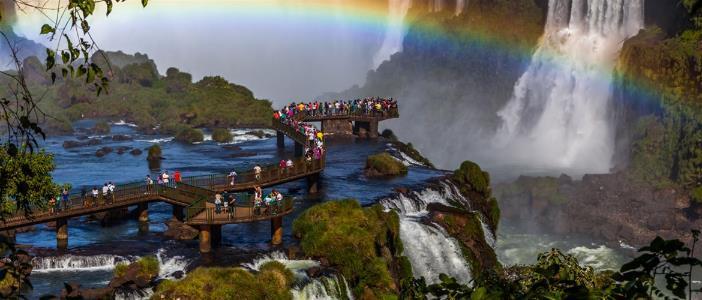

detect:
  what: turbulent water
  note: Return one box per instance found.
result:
[381,181,473,284]
[373,0,413,69]
[495,0,644,176]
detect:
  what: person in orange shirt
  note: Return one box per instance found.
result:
[174,170,182,188]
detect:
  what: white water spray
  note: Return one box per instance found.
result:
[495,0,644,176]
[381,181,473,284]
[32,254,131,273]
[373,0,413,69]
[455,0,466,16]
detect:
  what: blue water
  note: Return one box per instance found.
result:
[21,121,445,297]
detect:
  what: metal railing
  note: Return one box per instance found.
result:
[283,107,400,121]
[184,193,295,225]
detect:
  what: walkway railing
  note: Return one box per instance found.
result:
[184,193,295,225]
[289,107,399,121]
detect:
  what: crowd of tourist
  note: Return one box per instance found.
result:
[275,97,398,118]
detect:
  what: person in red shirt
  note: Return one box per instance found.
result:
[174,170,182,188]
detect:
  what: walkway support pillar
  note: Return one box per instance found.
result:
[271,216,283,245]
[199,225,211,253]
[294,141,304,157]
[172,204,184,221]
[212,225,222,248]
[276,131,285,148]
[56,218,68,250]
[307,173,320,194]
[137,202,149,234]
[368,120,379,138]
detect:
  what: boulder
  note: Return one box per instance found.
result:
[364,153,407,177]
[163,217,199,240]
[223,145,242,151]
[63,138,102,149]
[171,270,185,280]
[129,149,143,156]
[115,146,132,155]
[112,134,133,141]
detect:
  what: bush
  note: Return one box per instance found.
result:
[93,121,111,134]
[365,152,408,177]
[153,266,294,299]
[452,161,490,198]
[175,128,204,144]
[211,128,233,143]
[147,144,162,161]
[114,262,129,278]
[293,200,400,297]
[137,256,160,278]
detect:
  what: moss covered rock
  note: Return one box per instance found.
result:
[146,144,162,161]
[450,161,499,233]
[212,128,233,143]
[175,128,204,144]
[93,121,111,135]
[293,200,406,297]
[365,153,408,177]
[153,261,294,300]
[109,256,159,290]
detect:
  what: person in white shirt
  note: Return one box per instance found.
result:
[286,159,293,169]
[254,165,262,181]
[228,170,238,186]
[162,171,170,184]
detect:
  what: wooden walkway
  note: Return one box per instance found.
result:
[0,107,399,251]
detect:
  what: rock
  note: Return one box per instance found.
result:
[306,266,323,278]
[129,149,143,156]
[319,257,330,267]
[394,187,409,194]
[246,130,266,138]
[95,146,114,157]
[171,270,185,280]
[115,146,132,155]
[90,208,130,226]
[163,217,199,240]
[76,135,89,140]
[357,127,368,139]
[108,261,155,290]
[286,245,302,260]
[229,151,257,158]
[112,134,133,141]
[63,139,101,149]
[364,152,407,177]
[222,145,242,151]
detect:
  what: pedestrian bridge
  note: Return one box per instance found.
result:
[0,107,399,253]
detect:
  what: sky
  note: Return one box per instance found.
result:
[11,0,392,104]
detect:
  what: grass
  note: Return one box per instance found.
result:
[175,128,204,144]
[212,128,233,143]
[366,153,408,176]
[293,200,402,297]
[113,256,160,279]
[153,262,294,300]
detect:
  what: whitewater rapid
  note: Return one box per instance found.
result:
[495,0,644,176]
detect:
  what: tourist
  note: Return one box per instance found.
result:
[214,193,222,214]
[81,187,88,207]
[108,182,115,204]
[162,171,170,185]
[254,186,263,215]
[174,170,182,188]
[228,170,238,186]
[61,188,70,211]
[286,158,293,170]
[254,164,262,181]
[91,187,99,207]
[48,197,56,215]
[145,175,154,194]
[228,194,236,219]
[102,183,109,204]
[222,194,229,214]
[279,159,286,175]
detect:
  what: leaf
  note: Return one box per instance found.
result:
[61,68,68,79]
[44,49,55,70]
[61,51,70,64]
[39,24,54,35]
[51,72,56,83]
[105,0,113,16]
[81,20,90,34]
[142,0,149,7]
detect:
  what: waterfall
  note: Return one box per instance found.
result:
[495,0,644,176]
[455,0,466,15]
[32,254,131,273]
[380,181,474,284]
[372,0,413,69]
[291,275,354,300]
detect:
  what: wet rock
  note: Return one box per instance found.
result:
[286,245,302,260]
[115,146,132,155]
[171,270,185,280]
[394,187,409,194]
[306,266,323,278]
[222,145,242,151]
[229,151,257,158]
[130,149,143,156]
[63,139,101,149]
[163,217,199,240]
[246,130,266,138]
[112,134,133,141]
[95,146,114,157]
[76,135,89,140]
[90,208,130,226]
[108,261,156,290]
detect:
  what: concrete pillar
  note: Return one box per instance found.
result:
[172,204,184,221]
[271,216,283,245]
[307,173,320,194]
[276,131,285,148]
[137,202,149,222]
[211,225,222,248]
[368,120,379,138]
[199,225,211,253]
[294,141,303,157]
[0,230,16,244]
[56,218,68,250]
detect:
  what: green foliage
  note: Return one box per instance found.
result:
[93,121,110,134]
[211,128,233,143]
[175,127,204,144]
[366,153,408,176]
[153,265,294,300]
[452,161,490,197]
[137,256,160,278]
[293,200,401,297]
[0,147,61,217]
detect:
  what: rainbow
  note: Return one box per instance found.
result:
[16,0,674,106]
